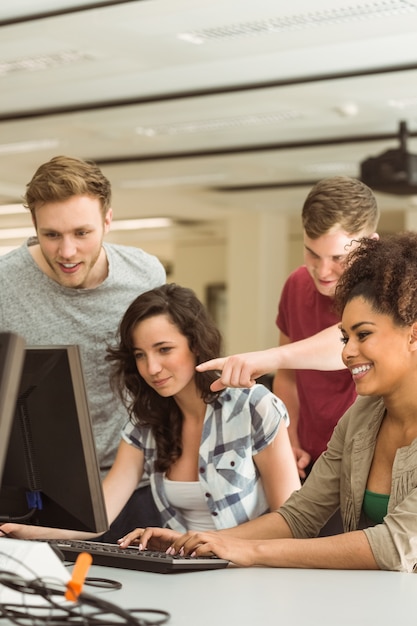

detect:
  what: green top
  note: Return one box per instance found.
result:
[363,489,390,524]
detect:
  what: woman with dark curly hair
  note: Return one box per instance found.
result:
[0,283,300,543]
[107,283,299,543]
[136,234,417,572]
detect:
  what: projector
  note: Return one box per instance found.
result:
[360,148,417,195]
[360,121,417,195]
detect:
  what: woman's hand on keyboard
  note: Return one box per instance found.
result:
[117,526,182,551]
[167,530,258,566]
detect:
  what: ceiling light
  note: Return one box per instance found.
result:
[136,111,301,136]
[120,174,226,188]
[388,96,417,109]
[304,162,357,174]
[111,218,173,230]
[177,1,417,43]
[0,219,172,240]
[0,204,26,215]
[0,139,60,155]
[0,51,93,76]
[0,227,35,239]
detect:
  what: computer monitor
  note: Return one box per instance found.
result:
[0,345,109,534]
[0,333,26,482]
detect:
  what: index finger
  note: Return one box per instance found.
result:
[195,357,226,373]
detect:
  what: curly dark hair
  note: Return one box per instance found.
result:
[106,283,222,473]
[334,232,417,327]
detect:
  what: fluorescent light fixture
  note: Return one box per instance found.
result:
[111,218,173,230]
[0,139,59,155]
[0,51,93,76]
[0,219,172,240]
[136,111,301,137]
[0,204,27,215]
[304,162,356,174]
[120,174,226,188]
[177,1,417,44]
[388,96,417,109]
[0,227,35,239]
[177,32,205,45]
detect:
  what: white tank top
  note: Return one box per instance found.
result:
[163,477,216,531]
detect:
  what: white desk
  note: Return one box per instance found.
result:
[85,563,417,626]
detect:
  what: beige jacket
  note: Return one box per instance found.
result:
[278,395,417,572]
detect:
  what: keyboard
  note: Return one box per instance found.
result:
[48,539,229,574]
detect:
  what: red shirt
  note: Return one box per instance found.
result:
[276,266,356,462]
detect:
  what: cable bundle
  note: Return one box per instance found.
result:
[0,552,170,626]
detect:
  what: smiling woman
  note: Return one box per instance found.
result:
[339,296,413,397]
[143,233,417,573]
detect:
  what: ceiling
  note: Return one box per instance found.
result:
[2,0,417,266]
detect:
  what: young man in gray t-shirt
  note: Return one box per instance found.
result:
[0,155,166,541]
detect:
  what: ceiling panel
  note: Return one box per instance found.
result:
[1,0,417,258]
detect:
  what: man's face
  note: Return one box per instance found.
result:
[303,229,363,298]
[32,195,112,289]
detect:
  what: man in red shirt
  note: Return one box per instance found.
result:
[273,176,379,479]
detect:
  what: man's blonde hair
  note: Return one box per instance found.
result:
[302,176,379,239]
[24,155,111,219]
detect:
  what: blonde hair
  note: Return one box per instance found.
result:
[24,155,111,219]
[302,176,379,239]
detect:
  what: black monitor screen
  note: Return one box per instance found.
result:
[0,333,26,481]
[0,345,108,534]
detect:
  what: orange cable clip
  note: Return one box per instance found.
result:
[65,551,93,601]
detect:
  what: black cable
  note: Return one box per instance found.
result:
[0,571,170,626]
[83,577,122,591]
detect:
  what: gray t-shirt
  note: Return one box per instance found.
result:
[0,240,166,474]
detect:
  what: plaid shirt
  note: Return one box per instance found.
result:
[122,384,289,532]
